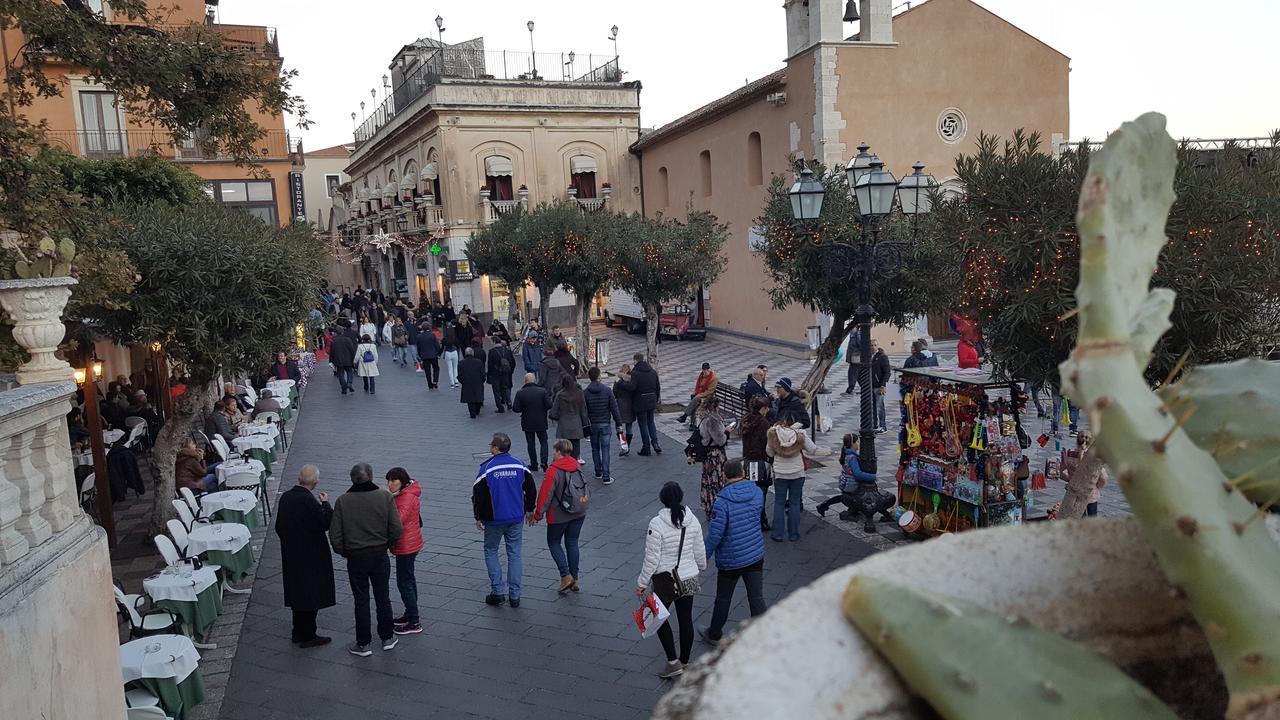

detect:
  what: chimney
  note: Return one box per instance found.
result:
[859,0,893,43]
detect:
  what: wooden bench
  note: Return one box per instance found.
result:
[713,382,749,425]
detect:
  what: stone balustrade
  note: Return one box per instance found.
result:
[0,381,83,584]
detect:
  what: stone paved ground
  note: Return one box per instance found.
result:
[220,351,878,720]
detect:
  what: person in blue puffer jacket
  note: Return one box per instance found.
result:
[699,458,767,646]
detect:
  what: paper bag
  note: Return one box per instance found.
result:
[632,593,670,639]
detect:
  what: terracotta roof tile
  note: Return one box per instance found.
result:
[631,69,785,152]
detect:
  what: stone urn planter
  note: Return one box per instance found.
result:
[0,276,77,385]
[654,517,1280,720]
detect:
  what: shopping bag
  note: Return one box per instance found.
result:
[618,428,629,452]
[632,593,671,639]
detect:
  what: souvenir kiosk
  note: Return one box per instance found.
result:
[895,366,1031,538]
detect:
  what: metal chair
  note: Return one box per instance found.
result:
[171,500,210,532]
[256,411,288,450]
[153,534,182,567]
[178,487,203,519]
[78,472,96,513]
[113,582,180,639]
[210,435,231,463]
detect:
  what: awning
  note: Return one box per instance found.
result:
[421,161,439,180]
[355,188,368,202]
[381,183,395,197]
[484,156,513,177]
[570,155,598,174]
[400,172,416,191]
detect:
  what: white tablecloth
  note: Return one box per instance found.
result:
[119,634,200,684]
[216,458,265,484]
[198,490,258,516]
[238,422,279,440]
[230,435,274,454]
[266,379,295,396]
[274,395,292,410]
[187,523,250,555]
[104,429,125,445]
[74,451,93,467]
[142,566,218,603]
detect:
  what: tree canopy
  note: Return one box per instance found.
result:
[924,129,1280,385]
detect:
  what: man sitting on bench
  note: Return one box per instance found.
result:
[676,362,718,430]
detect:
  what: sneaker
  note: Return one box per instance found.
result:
[698,627,719,647]
[876,427,887,434]
[382,636,398,651]
[595,473,603,480]
[659,660,685,679]
[347,643,372,657]
[392,614,409,626]
[485,593,504,606]
[298,636,331,649]
[509,596,521,608]
[394,622,423,635]
[602,477,614,486]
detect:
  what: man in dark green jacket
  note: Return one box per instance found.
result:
[330,462,403,657]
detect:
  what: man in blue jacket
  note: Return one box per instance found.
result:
[472,432,538,607]
[700,458,767,645]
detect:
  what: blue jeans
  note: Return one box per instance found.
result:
[200,472,219,492]
[391,345,408,365]
[482,521,523,599]
[337,366,354,391]
[545,517,585,578]
[589,423,612,479]
[772,476,806,540]
[394,553,418,623]
[874,390,886,429]
[635,410,659,451]
[1051,394,1080,433]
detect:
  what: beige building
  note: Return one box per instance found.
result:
[337,38,640,324]
[300,143,363,289]
[631,0,1070,352]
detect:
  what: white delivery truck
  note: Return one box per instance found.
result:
[604,288,707,340]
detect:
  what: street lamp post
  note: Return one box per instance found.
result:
[527,21,537,79]
[78,363,115,547]
[789,148,936,482]
[609,25,619,59]
[435,15,445,46]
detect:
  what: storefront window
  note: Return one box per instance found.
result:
[490,278,510,321]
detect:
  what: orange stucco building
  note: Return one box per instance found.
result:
[1,0,299,225]
[632,0,1069,353]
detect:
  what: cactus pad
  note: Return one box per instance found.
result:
[1061,112,1280,718]
[1173,358,1280,506]
[842,576,1178,720]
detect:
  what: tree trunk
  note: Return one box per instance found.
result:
[538,284,552,351]
[148,380,215,537]
[1058,447,1104,520]
[644,301,661,369]
[507,277,520,330]
[576,293,593,376]
[799,311,852,396]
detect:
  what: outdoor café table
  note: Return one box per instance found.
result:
[215,457,265,486]
[199,489,262,529]
[104,428,125,445]
[231,434,276,467]
[142,565,222,642]
[238,421,279,442]
[275,393,294,421]
[187,523,253,582]
[266,378,296,401]
[120,634,205,719]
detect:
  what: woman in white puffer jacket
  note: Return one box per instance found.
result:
[635,482,707,680]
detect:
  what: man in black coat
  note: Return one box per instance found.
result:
[414,322,442,389]
[511,373,553,470]
[618,352,662,456]
[275,464,335,647]
[486,340,517,412]
[458,347,487,418]
[871,340,891,432]
[771,377,811,429]
[329,327,357,395]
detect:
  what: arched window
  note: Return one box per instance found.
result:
[657,167,669,208]
[699,150,712,197]
[569,154,598,199]
[484,155,514,201]
[747,132,763,186]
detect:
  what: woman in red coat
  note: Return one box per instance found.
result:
[386,467,423,635]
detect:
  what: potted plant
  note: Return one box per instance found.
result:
[0,232,78,384]
[601,182,613,199]
[567,184,578,198]
[654,113,1280,720]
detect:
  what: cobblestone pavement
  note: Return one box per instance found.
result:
[219,352,879,720]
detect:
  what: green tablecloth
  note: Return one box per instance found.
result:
[212,505,262,529]
[204,544,253,583]
[133,671,205,720]
[155,584,223,642]
[282,404,294,421]
[246,446,276,473]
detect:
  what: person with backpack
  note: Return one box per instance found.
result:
[549,374,590,459]
[473,433,538,607]
[389,317,409,367]
[584,366,622,485]
[533,439,589,594]
[700,459,767,647]
[635,481,706,679]
[355,334,380,395]
[486,339,517,413]
[385,467,423,635]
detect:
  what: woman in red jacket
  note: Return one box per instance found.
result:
[386,467,423,635]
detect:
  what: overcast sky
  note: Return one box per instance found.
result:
[218,0,1280,152]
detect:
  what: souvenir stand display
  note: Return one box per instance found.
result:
[894,366,1032,538]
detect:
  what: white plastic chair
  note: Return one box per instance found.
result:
[256,411,288,450]
[154,535,181,567]
[113,583,179,639]
[171,500,209,532]
[124,416,147,431]
[124,423,147,450]
[178,487,202,518]
[211,435,231,462]
[166,519,191,554]
[78,472,96,511]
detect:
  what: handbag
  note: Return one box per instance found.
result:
[651,525,697,604]
[748,460,772,488]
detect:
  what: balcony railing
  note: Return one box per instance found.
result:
[420,205,446,228]
[575,198,606,213]
[105,22,281,58]
[43,129,295,161]
[354,47,622,147]
[483,198,526,225]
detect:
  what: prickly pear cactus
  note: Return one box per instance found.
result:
[13,234,76,279]
[1170,358,1280,506]
[1060,112,1280,719]
[842,576,1178,719]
